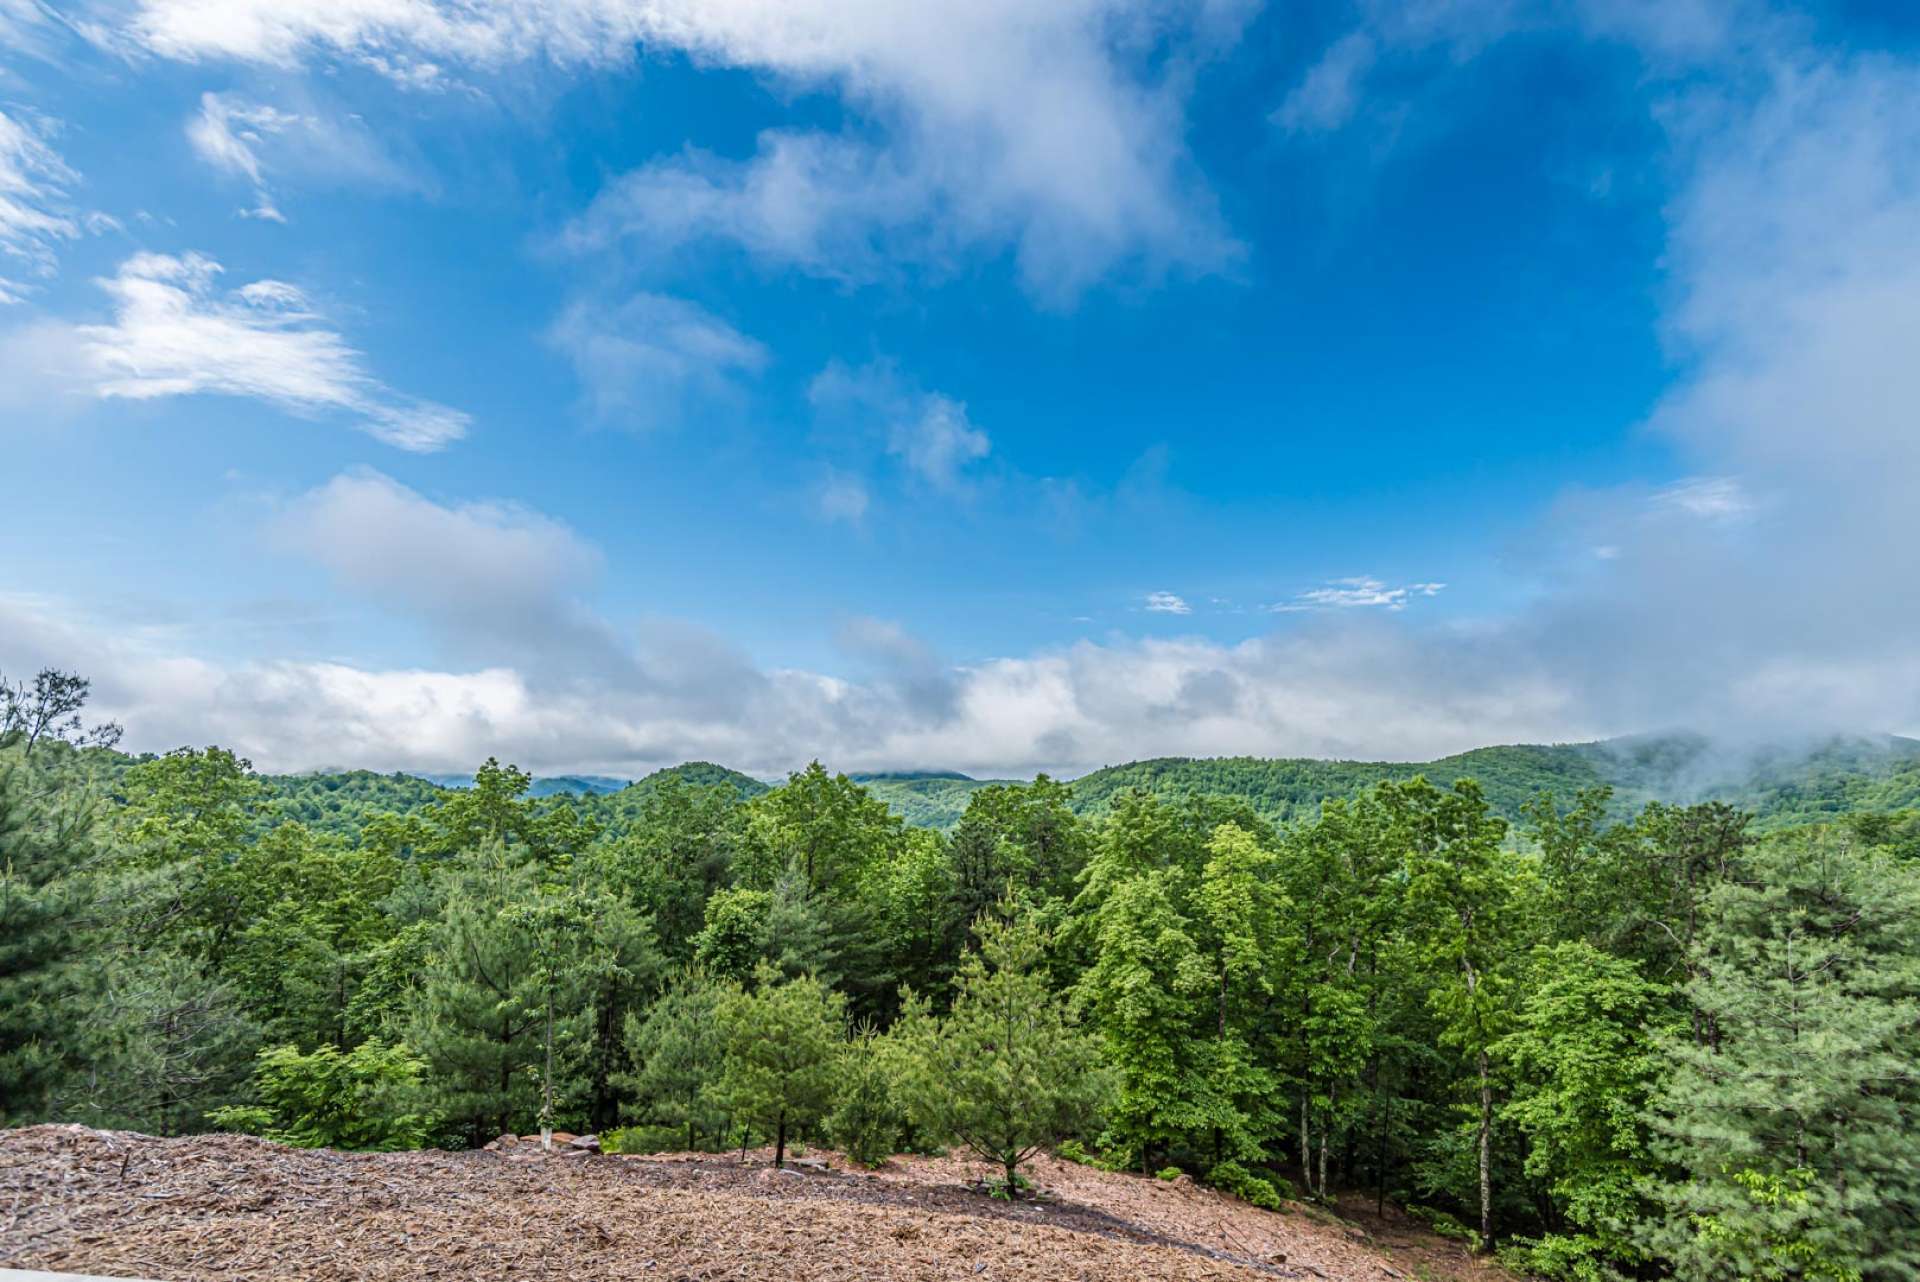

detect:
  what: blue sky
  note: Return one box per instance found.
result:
[4,0,1920,777]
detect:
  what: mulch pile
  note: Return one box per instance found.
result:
[0,1125,1424,1281]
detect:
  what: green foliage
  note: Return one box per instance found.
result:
[0,760,102,1124]
[622,971,728,1151]
[825,1022,903,1167]
[1498,942,1671,1278]
[207,1040,433,1150]
[714,964,846,1168]
[691,887,772,980]
[893,900,1111,1191]
[1207,1160,1290,1209]
[1640,831,1920,1281]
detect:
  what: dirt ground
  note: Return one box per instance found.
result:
[0,1126,1511,1282]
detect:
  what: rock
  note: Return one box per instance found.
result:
[792,1156,830,1172]
[482,1133,518,1152]
[568,1134,601,1153]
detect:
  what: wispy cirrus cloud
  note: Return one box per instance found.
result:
[72,251,468,450]
[1271,577,1445,612]
[1144,590,1192,615]
[0,107,81,302]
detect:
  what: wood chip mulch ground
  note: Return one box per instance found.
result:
[0,1125,1461,1281]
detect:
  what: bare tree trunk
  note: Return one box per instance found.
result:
[1299,1094,1311,1193]
[541,997,555,1150]
[1477,1049,1492,1252]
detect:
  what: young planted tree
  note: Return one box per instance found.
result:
[715,964,845,1169]
[826,1021,904,1167]
[894,900,1111,1193]
[622,970,728,1151]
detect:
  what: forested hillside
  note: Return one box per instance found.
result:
[7,668,1920,1282]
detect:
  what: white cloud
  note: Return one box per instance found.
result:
[887,395,989,491]
[1651,476,1752,522]
[0,108,80,301]
[276,469,600,615]
[546,292,767,429]
[111,0,1242,300]
[184,90,417,221]
[0,586,1591,778]
[73,251,469,450]
[186,92,300,220]
[809,360,992,493]
[816,469,869,524]
[1273,577,1445,612]
[1272,32,1375,134]
[1144,591,1192,615]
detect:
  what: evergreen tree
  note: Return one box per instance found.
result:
[1641,831,1920,1281]
[0,762,100,1123]
[714,964,845,1168]
[404,843,553,1142]
[622,970,728,1150]
[894,899,1111,1192]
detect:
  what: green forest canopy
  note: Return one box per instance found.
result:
[8,668,1920,1282]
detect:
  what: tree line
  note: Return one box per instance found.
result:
[4,666,1918,1280]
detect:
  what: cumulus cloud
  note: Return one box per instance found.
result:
[0,108,80,302]
[546,292,767,429]
[273,469,630,675]
[67,252,468,449]
[102,0,1242,300]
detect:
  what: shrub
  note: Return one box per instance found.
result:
[1156,1165,1184,1182]
[826,1024,903,1168]
[207,1041,434,1151]
[1054,1138,1094,1165]
[1206,1160,1289,1211]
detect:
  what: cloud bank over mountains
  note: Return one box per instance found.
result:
[2,1,1919,776]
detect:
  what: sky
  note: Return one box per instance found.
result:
[3,0,1920,779]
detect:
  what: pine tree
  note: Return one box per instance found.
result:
[1642,831,1920,1281]
[895,898,1111,1192]
[405,843,555,1142]
[622,970,728,1150]
[0,762,99,1123]
[714,965,845,1168]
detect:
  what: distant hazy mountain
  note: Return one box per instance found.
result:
[261,733,1920,836]
[409,771,632,798]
